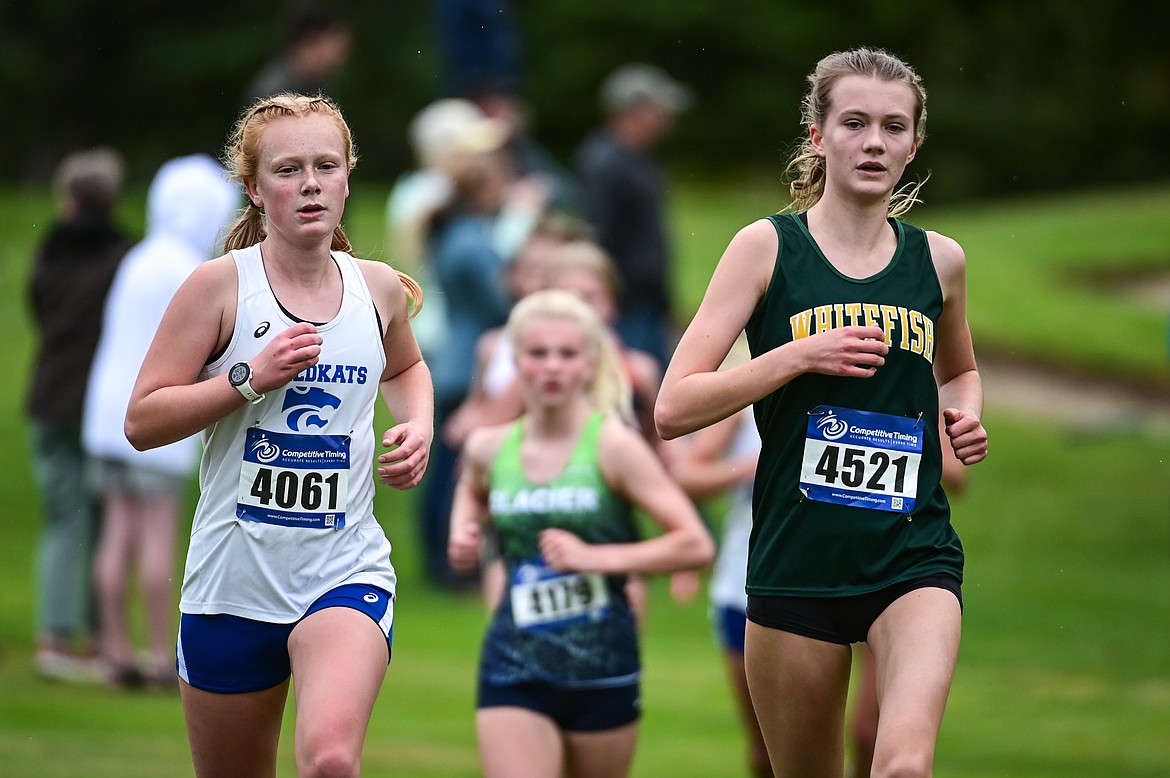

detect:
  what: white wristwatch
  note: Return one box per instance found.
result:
[228,361,264,404]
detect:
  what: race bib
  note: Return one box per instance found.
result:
[799,405,923,513]
[237,428,350,529]
[510,558,610,632]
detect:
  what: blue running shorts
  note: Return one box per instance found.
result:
[177,583,394,693]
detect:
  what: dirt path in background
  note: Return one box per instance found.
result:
[979,354,1170,435]
[978,273,1170,434]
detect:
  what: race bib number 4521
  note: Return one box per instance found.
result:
[237,428,350,529]
[799,406,923,513]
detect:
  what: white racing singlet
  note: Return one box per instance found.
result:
[180,244,396,623]
[708,411,761,612]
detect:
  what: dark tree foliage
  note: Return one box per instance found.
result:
[2,0,1166,202]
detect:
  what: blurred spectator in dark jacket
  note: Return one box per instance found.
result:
[25,147,133,683]
[574,63,692,369]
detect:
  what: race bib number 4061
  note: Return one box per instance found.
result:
[237,428,350,529]
[799,406,923,513]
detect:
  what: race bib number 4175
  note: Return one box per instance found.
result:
[510,558,610,632]
[799,406,923,513]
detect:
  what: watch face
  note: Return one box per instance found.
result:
[229,363,250,386]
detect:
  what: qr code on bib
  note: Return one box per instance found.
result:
[892,497,904,511]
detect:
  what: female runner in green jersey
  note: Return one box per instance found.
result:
[449,289,713,778]
[655,48,988,778]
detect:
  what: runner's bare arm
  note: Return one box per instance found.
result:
[928,231,987,465]
[656,220,888,439]
[362,259,434,489]
[539,418,715,575]
[448,425,508,572]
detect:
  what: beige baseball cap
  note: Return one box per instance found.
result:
[408,98,510,168]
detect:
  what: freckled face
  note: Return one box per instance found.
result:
[811,75,920,202]
[246,113,350,248]
[514,317,596,409]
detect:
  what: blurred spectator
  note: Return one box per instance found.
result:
[83,154,238,689]
[434,0,523,103]
[574,62,692,369]
[25,147,133,684]
[389,98,556,364]
[434,0,581,215]
[244,0,353,102]
[542,240,662,443]
[441,215,592,451]
[387,98,507,359]
[417,119,550,588]
[471,87,582,218]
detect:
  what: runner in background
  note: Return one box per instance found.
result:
[449,289,713,778]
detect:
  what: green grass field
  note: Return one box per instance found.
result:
[1,179,1168,776]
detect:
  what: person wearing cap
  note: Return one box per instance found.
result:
[387,98,552,351]
[573,63,692,371]
[387,98,511,363]
[387,98,516,274]
[410,102,551,589]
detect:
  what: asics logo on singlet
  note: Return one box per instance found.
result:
[282,386,341,431]
[816,412,850,440]
[254,321,270,337]
[250,435,282,464]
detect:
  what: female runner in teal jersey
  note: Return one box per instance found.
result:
[449,289,713,778]
[655,48,988,777]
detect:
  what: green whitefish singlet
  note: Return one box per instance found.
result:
[744,213,963,598]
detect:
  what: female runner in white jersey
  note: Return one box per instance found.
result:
[125,93,432,778]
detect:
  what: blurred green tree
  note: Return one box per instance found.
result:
[1,0,1166,201]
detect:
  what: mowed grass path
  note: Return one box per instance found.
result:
[1,180,1168,776]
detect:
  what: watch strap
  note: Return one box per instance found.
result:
[235,377,264,404]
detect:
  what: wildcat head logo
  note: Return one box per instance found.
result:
[282,386,341,430]
[254,321,271,338]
